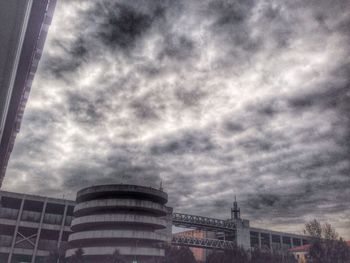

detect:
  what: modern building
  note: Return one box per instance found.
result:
[1,185,312,262]
[0,0,57,187]
[66,184,172,263]
[0,190,75,263]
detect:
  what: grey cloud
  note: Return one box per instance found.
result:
[67,92,105,125]
[130,99,160,121]
[158,35,196,61]
[150,131,215,155]
[174,87,207,108]
[94,3,158,50]
[209,0,255,26]
[40,37,88,79]
[3,0,350,239]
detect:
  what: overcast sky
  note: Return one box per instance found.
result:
[3,0,350,237]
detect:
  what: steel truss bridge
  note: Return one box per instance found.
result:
[172,212,236,232]
[172,212,237,250]
[172,235,236,250]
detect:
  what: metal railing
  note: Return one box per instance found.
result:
[172,235,236,250]
[172,213,236,232]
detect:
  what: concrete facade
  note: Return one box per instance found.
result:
[249,227,309,252]
[66,184,172,263]
[0,190,75,263]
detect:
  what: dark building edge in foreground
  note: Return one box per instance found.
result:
[0,0,57,187]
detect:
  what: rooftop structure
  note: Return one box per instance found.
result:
[0,0,56,187]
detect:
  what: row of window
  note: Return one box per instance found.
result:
[0,224,70,241]
[0,196,74,215]
[0,207,73,226]
[250,231,308,248]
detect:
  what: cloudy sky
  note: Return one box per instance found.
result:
[3,0,350,237]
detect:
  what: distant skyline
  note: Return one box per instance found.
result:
[3,0,350,238]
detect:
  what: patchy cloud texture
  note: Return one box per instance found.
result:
[3,0,350,237]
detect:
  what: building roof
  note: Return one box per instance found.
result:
[0,0,57,186]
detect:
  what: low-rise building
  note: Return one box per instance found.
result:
[289,241,350,263]
[0,190,75,263]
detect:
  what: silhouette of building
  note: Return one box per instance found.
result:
[0,0,56,187]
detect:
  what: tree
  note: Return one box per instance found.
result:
[69,247,84,263]
[110,249,126,263]
[163,245,197,263]
[303,219,322,239]
[207,247,252,263]
[207,250,224,263]
[44,249,59,263]
[322,223,338,240]
[223,246,249,263]
[303,219,350,263]
[176,246,197,263]
[250,248,296,263]
[207,247,295,263]
[43,247,67,263]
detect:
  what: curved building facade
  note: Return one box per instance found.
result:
[66,184,170,263]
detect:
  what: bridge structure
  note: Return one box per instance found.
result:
[172,212,236,232]
[170,211,309,251]
[171,212,238,250]
[172,235,236,250]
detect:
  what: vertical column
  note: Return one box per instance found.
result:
[57,203,69,263]
[258,232,262,249]
[269,233,272,252]
[57,203,68,249]
[279,235,283,250]
[7,197,25,263]
[301,238,304,246]
[31,198,47,263]
[290,237,294,248]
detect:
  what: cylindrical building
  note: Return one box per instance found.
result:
[66,184,170,263]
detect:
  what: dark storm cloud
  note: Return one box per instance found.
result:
[158,34,196,61]
[3,0,350,238]
[174,87,207,108]
[67,92,104,125]
[91,2,162,50]
[130,99,160,121]
[150,130,215,155]
[40,37,89,79]
[209,0,255,26]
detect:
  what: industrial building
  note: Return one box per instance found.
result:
[0,190,75,263]
[0,185,310,262]
[172,198,309,253]
[66,184,172,263]
[0,0,56,187]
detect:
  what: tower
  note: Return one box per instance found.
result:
[66,184,170,263]
[231,195,240,220]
